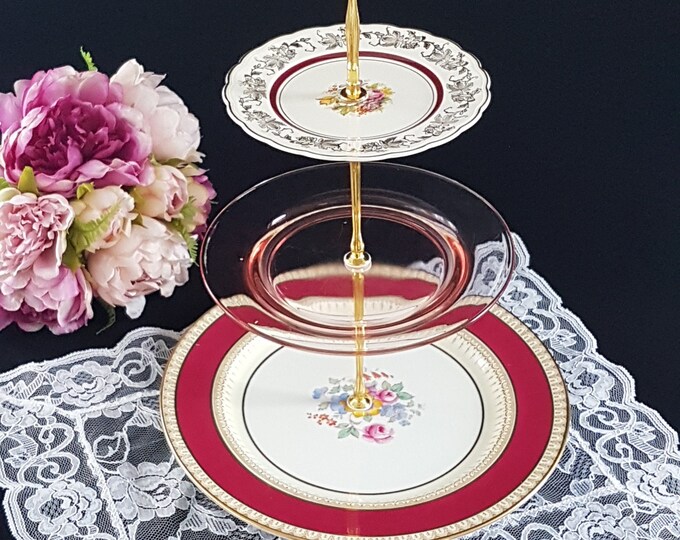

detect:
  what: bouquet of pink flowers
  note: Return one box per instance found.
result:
[0,50,216,334]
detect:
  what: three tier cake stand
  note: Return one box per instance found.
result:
[160,3,569,538]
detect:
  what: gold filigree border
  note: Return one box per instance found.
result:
[160,303,569,540]
[211,329,516,510]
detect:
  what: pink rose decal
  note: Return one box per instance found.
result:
[362,424,395,444]
[373,388,399,404]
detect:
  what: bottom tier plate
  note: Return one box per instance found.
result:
[161,300,569,539]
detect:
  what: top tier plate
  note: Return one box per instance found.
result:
[223,24,491,161]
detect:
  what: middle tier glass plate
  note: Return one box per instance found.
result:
[223,24,491,161]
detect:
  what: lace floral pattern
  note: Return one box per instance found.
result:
[0,234,678,540]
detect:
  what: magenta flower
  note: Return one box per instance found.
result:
[0,65,152,198]
[20,67,123,113]
[362,423,394,444]
[1,96,152,198]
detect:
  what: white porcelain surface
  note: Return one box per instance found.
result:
[223,24,491,161]
[212,327,515,509]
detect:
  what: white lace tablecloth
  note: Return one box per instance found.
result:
[0,235,678,540]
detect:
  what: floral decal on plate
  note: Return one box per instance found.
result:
[309,370,422,443]
[317,83,393,116]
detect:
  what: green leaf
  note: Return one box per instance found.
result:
[328,386,340,394]
[318,401,329,410]
[181,197,198,219]
[349,427,359,438]
[363,414,373,422]
[391,382,404,393]
[62,242,81,271]
[338,427,351,439]
[336,423,350,429]
[0,178,9,190]
[381,380,390,390]
[186,235,198,263]
[76,182,94,199]
[80,47,98,71]
[69,202,121,254]
[96,300,116,334]
[167,216,199,264]
[397,392,414,400]
[17,167,38,195]
[328,378,340,384]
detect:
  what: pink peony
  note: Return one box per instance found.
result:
[70,186,136,252]
[4,267,93,334]
[132,164,188,221]
[184,170,216,237]
[87,216,191,318]
[0,187,74,300]
[0,92,21,133]
[362,424,394,444]
[1,95,152,198]
[15,66,122,115]
[111,60,202,162]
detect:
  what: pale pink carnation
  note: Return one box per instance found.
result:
[111,59,202,162]
[87,216,191,318]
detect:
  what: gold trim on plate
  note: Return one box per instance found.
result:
[160,302,569,540]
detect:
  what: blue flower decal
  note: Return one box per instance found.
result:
[312,387,328,400]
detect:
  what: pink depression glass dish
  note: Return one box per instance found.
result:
[200,162,514,355]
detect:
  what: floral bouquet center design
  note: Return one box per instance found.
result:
[309,371,423,444]
[317,82,393,116]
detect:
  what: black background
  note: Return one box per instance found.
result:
[0,1,678,536]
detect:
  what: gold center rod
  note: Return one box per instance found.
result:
[345,161,372,412]
[348,161,365,265]
[345,0,362,100]
[349,271,369,409]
